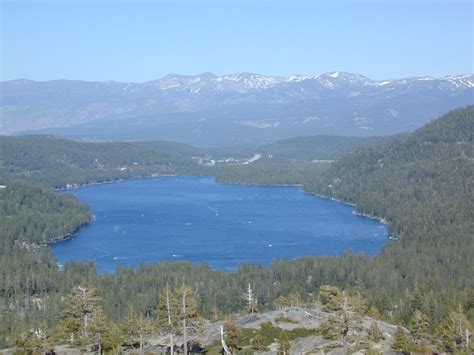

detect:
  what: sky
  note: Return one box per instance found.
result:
[1,0,472,82]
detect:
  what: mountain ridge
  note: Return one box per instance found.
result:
[2,72,473,143]
[4,71,473,88]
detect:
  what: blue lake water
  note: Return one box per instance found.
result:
[53,176,388,273]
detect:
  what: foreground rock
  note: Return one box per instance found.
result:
[140,307,399,354]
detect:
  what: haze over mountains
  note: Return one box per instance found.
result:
[2,71,473,145]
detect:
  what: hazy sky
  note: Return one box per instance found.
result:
[1,0,472,82]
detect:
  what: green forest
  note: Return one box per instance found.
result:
[0,107,473,352]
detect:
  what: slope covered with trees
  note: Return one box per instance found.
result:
[0,135,198,187]
[0,177,90,244]
[257,135,384,162]
[303,106,474,319]
[0,107,473,352]
[0,133,382,190]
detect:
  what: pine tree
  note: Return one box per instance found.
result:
[75,286,101,339]
[137,313,155,353]
[122,307,154,353]
[101,321,125,354]
[410,289,424,314]
[251,333,266,351]
[338,292,364,352]
[88,307,108,354]
[319,291,364,351]
[349,291,367,315]
[319,285,342,312]
[435,306,472,352]
[367,305,383,320]
[319,315,341,340]
[367,322,385,342]
[57,286,101,345]
[224,314,240,353]
[391,325,409,352]
[212,304,221,321]
[56,315,81,345]
[175,284,199,355]
[276,295,289,310]
[11,325,54,354]
[156,283,177,355]
[288,292,303,307]
[277,332,290,355]
[11,328,42,353]
[243,283,258,313]
[408,309,430,345]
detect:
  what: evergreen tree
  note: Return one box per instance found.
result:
[338,292,364,352]
[56,315,81,346]
[212,304,222,321]
[435,306,472,352]
[88,307,108,354]
[367,322,385,342]
[367,305,383,320]
[251,333,266,351]
[288,292,303,307]
[57,286,101,346]
[243,283,258,313]
[224,314,240,353]
[11,328,43,354]
[319,315,340,340]
[319,285,342,312]
[100,321,125,354]
[156,283,177,354]
[409,289,424,315]
[391,326,410,353]
[175,284,199,355]
[276,295,289,310]
[11,325,54,354]
[74,286,101,339]
[277,332,290,355]
[408,309,430,346]
[122,307,154,353]
[318,291,364,351]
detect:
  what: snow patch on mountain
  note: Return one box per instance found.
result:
[133,72,474,94]
[443,74,474,88]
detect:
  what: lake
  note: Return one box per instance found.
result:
[53,176,388,273]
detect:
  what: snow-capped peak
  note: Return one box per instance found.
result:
[314,72,375,88]
[442,74,474,88]
[142,72,474,93]
[218,73,287,89]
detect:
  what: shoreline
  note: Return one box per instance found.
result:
[55,178,127,191]
[307,192,389,225]
[54,173,179,192]
[47,174,391,268]
[215,178,389,225]
[213,178,303,188]
[43,216,95,247]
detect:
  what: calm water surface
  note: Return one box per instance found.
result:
[53,176,388,273]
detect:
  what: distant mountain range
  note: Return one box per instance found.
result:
[1,72,473,145]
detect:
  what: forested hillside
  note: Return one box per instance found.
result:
[0,107,473,352]
[257,135,384,162]
[0,135,198,187]
[303,106,474,322]
[0,177,90,244]
[0,133,381,195]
